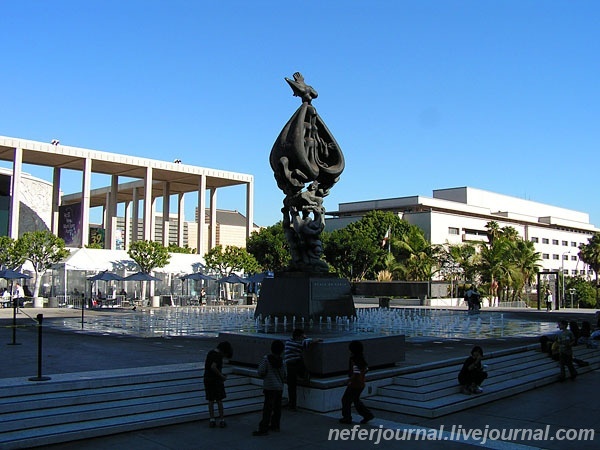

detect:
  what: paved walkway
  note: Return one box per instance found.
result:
[2,306,598,449]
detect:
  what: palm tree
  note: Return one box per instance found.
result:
[485,221,501,244]
[392,226,435,281]
[511,240,542,302]
[478,239,513,302]
[579,233,600,308]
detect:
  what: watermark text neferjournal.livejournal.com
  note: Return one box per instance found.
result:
[328,424,595,446]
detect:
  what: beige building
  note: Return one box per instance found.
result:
[0,135,255,256]
[327,186,598,277]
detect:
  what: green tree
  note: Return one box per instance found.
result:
[246,222,290,271]
[578,234,600,308]
[566,276,596,308]
[127,241,171,273]
[390,225,436,281]
[167,243,195,254]
[204,245,260,277]
[0,236,27,270]
[323,228,382,280]
[19,231,70,298]
[510,239,541,301]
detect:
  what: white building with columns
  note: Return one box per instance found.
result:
[326,186,599,277]
[0,136,254,256]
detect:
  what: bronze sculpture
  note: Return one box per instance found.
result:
[270,73,345,272]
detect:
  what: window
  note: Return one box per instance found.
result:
[571,256,577,261]
[571,242,577,247]
[448,227,459,235]
[581,270,586,275]
[562,241,568,246]
[563,269,568,275]
[542,238,549,244]
[552,254,559,260]
[571,270,577,275]
[563,254,569,260]
[552,239,559,245]
[531,237,539,243]
[542,253,549,259]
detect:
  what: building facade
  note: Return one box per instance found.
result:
[0,135,255,256]
[326,186,598,277]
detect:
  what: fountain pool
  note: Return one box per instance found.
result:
[50,306,558,340]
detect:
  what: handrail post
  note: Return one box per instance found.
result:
[28,314,51,382]
[7,297,21,346]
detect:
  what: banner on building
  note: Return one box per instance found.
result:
[58,203,83,246]
[89,226,105,247]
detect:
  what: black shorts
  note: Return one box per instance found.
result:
[204,380,226,401]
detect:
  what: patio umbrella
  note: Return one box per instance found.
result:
[246,272,272,283]
[123,272,160,302]
[87,270,123,282]
[123,272,160,282]
[217,274,249,284]
[180,272,215,281]
[0,269,31,309]
[217,274,249,303]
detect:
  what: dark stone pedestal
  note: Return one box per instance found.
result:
[220,331,405,376]
[254,273,356,320]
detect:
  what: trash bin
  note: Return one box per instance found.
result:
[246,294,255,305]
[48,297,58,308]
[379,297,390,308]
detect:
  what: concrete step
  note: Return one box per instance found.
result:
[364,346,600,418]
[0,364,264,450]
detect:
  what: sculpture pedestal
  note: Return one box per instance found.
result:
[254,273,355,320]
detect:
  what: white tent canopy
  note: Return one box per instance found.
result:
[58,248,205,274]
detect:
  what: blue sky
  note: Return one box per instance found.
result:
[1,1,599,228]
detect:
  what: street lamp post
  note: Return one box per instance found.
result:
[561,251,571,309]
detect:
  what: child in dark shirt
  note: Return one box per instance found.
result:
[203,341,233,428]
[458,346,488,394]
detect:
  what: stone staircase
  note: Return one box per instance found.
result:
[0,363,263,449]
[363,345,600,418]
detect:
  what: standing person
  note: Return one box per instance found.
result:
[203,341,233,428]
[458,346,488,394]
[555,320,577,381]
[200,287,207,305]
[284,328,320,410]
[339,340,374,424]
[252,340,287,436]
[546,288,553,312]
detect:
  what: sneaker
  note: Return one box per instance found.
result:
[472,387,483,394]
[209,420,216,428]
[339,418,352,424]
[360,414,374,424]
[252,430,269,436]
[219,420,227,428]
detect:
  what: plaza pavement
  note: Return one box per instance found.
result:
[1,306,598,449]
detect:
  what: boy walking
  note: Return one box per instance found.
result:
[555,320,577,381]
[203,341,233,428]
[253,340,287,436]
[284,328,319,410]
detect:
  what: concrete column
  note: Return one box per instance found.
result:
[80,158,92,247]
[151,197,157,242]
[177,193,185,247]
[209,188,217,249]
[197,175,206,256]
[51,168,61,234]
[124,200,131,250]
[107,175,118,249]
[9,147,23,239]
[143,167,153,241]
[246,178,254,240]
[162,182,170,247]
[132,187,139,243]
